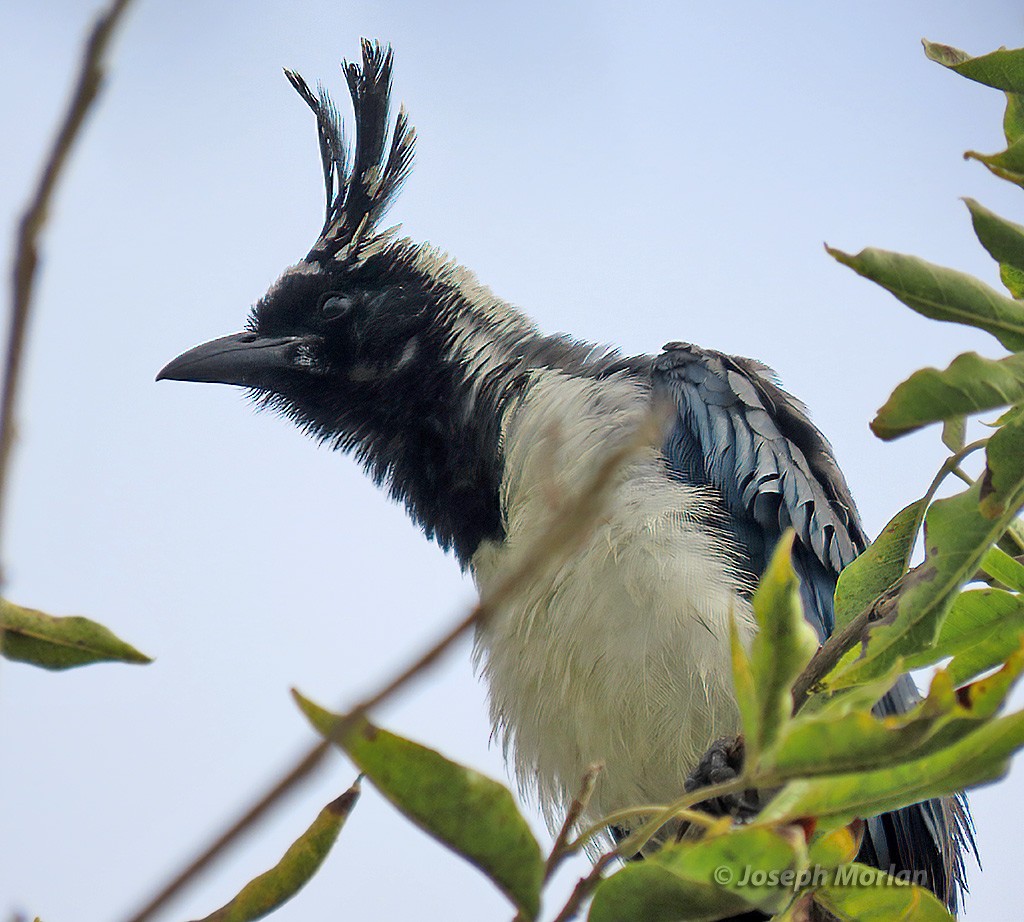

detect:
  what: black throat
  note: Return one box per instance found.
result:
[261,249,650,567]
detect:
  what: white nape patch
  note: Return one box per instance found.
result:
[471,371,756,835]
[404,242,538,407]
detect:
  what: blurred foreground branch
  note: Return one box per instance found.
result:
[2,0,135,583]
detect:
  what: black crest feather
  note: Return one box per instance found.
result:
[284,39,416,264]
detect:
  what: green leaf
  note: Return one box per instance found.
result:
[923,41,1024,94]
[830,480,1024,689]
[800,660,908,721]
[767,652,1024,779]
[807,822,863,869]
[1001,263,1024,299]
[833,501,923,633]
[293,692,543,918]
[815,863,955,921]
[827,246,1024,352]
[964,198,1024,275]
[1005,92,1024,146]
[762,699,940,780]
[980,546,1024,591]
[872,352,1024,440]
[902,588,1024,684]
[966,138,1024,190]
[588,826,803,922]
[192,783,359,922]
[759,704,1024,828]
[0,599,151,670]
[747,533,819,758]
[729,615,758,755]
[964,197,1024,297]
[981,406,1024,517]
[941,416,966,452]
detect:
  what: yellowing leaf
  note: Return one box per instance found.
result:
[293,692,543,918]
[192,783,359,922]
[0,599,151,670]
[760,706,1024,827]
[815,863,955,921]
[901,588,1024,685]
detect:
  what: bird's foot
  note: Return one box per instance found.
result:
[683,735,761,822]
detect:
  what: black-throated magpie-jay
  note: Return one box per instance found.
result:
[158,40,972,911]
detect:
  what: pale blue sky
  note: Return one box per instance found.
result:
[2,2,1023,920]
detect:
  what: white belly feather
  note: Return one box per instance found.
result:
[471,371,756,832]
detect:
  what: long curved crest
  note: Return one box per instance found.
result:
[284,39,416,265]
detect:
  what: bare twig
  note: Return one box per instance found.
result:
[510,764,603,922]
[571,800,719,855]
[122,740,331,922]
[547,773,751,921]
[549,851,619,922]
[123,416,660,922]
[790,584,901,711]
[1,0,135,583]
[543,763,603,883]
[789,437,990,712]
[610,775,750,859]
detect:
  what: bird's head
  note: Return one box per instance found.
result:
[158,39,432,443]
[158,42,516,559]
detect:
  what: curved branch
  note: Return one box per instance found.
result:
[1,0,135,582]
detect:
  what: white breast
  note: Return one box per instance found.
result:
[471,371,756,833]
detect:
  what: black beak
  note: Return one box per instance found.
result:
[157,332,315,388]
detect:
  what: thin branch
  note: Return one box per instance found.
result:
[790,437,989,712]
[122,740,331,922]
[571,802,719,855]
[791,581,901,710]
[545,774,749,921]
[549,851,619,922]
[545,763,602,881]
[122,415,660,922]
[1,0,135,583]
[511,764,603,922]
[321,415,660,740]
[610,775,750,859]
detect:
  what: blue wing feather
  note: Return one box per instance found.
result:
[650,342,973,911]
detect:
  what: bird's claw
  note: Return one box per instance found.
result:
[683,735,761,822]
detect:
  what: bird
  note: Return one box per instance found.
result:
[158,40,972,913]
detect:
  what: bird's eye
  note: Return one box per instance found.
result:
[320,295,355,320]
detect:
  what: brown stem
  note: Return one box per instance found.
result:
[510,764,603,922]
[543,763,603,883]
[121,741,331,922]
[1,0,135,585]
[791,582,901,713]
[550,851,619,922]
